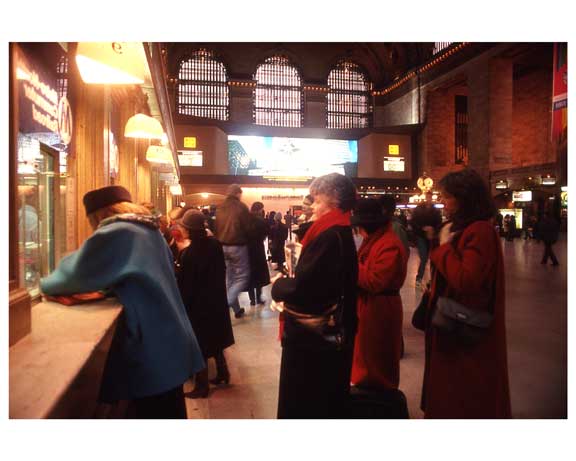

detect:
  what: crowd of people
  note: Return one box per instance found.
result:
[38,168,562,419]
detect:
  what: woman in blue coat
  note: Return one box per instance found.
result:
[40,185,204,418]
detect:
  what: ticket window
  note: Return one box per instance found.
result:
[17,136,61,298]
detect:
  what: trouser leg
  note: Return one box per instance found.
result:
[416,237,428,281]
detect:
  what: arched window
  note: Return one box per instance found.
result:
[253,56,302,127]
[327,60,371,129]
[177,49,229,120]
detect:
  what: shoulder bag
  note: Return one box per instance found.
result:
[431,227,499,346]
[282,230,348,351]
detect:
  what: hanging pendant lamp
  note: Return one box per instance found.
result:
[124,113,164,140]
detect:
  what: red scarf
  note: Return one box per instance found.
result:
[300,208,352,250]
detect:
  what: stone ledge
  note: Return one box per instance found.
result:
[9,298,122,419]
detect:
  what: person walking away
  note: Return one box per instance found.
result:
[537,211,560,266]
[175,210,235,398]
[379,194,410,257]
[506,214,516,241]
[351,199,407,391]
[246,202,271,305]
[410,192,442,288]
[40,185,204,418]
[269,212,289,272]
[215,184,253,318]
[271,173,358,418]
[422,169,511,418]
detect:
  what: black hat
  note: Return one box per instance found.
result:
[83,185,132,215]
[177,209,206,231]
[351,198,389,227]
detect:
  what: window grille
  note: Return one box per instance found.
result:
[56,55,68,100]
[455,95,468,165]
[177,49,229,120]
[327,61,371,129]
[253,56,302,127]
[433,42,453,55]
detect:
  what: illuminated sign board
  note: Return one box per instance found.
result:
[228,135,358,178]
[512,191,532,202]
[178,150,203,167]
[183,137,197,148]
[388,144,400,155]
[383,157,405,172]
[16,48,72,145]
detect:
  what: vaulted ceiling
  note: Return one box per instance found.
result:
[164,42,435,89]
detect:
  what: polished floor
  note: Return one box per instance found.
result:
[184,235,567,419]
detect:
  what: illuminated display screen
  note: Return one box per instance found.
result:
[383,156,405,172]
[228,135,358,178]
[512,190,532,202]
[178,150,203,167]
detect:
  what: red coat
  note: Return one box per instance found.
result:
[423,220,511,418]
[352,225,407,390]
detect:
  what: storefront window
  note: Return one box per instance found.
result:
[14,43,71,298]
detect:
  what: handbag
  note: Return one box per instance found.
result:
[431,296,493,345]
[282,230,348,351]
[430,227,499,345]
[411,289,430,332]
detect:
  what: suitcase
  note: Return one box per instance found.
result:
[348,386,409,419]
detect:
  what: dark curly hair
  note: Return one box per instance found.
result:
[439,168,497,232]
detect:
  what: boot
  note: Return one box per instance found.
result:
[210,351,230,385]
[186,368,209,399]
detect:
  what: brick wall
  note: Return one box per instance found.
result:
[421,84,468,182]
[512,68,554,167]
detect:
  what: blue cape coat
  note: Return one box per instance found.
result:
[41,215,205,402]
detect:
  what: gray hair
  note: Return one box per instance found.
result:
[309,173,357,212]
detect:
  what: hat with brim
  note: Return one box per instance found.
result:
[83,185,132,215]
[351,198,389,227]
[177,209,206,231]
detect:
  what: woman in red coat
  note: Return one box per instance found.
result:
[351,198,408,390]
[422,169,511,418]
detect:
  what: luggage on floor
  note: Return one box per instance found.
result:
[347,386,409,419]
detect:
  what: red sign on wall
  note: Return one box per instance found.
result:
[552,43,567,142]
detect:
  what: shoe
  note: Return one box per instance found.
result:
[185,369,209,399]
[210,351,230,385]
[249,301,256,306]
[234,308,245,319]
[257,298,265,305]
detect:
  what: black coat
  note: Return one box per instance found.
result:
[537,215,560,243]
[269,221,289,264]
[271,225,358,418]
[177,235,234,358]
[247,214,271,289]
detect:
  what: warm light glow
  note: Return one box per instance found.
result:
[16,67,31,81]
[125,113,164,140]
[146,145,173,164]
[201,193,209,199]
[161,133,169,145]
[76,42,146,84]
[561,186,567,192]
[170,184,183,195]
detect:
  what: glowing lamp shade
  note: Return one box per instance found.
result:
[125,113,164,140]
[146,145,173,165]
[76,42,146,84]
[170,184,183,195]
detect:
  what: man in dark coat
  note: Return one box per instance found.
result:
[537,212,560,266]
[246,202,271,305]
[410,193,442,288]
[215,184,253,318]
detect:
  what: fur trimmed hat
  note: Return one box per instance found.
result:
[83,185,132,215]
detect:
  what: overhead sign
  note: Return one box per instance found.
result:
[178,150,203,167]
[183,136,197,148]
[513,191,532,202]
[16,47,73,145]
[388,144,400,155]
[384,156,405,172]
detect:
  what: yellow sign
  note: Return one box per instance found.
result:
[184,137,197,148]
[388,144,400,155]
